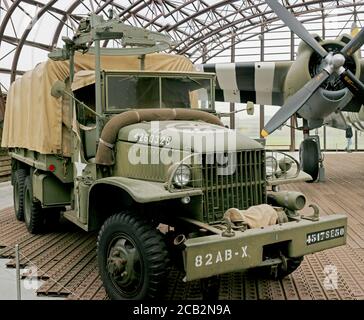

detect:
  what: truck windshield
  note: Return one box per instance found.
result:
[105,74,213,111]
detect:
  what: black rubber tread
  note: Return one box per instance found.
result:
[300,139,319,182]
[13,169,27,221]
[23,176,45,234]
[97,211,170,300]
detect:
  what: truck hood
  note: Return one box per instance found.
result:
[117,120,263,152]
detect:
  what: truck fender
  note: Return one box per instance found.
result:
[90,176,202,203]
[87,176,202,230]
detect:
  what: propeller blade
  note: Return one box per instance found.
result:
[341,27,364,57]
[266,0,327,58]
[340,69,364,100]
[261,70,330,137]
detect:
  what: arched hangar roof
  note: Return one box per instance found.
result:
[1,0,364,89]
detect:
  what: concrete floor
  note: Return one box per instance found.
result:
[0,181,12,211]
[0,181,63,300]
[0,259,63,300]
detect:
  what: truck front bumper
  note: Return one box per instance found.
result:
[183,214,347,281]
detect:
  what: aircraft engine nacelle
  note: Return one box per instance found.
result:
[299,88,353,129]
[284,34,361,128]
[343,107,364,131]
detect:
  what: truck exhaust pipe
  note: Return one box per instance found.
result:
[173,234,186,249]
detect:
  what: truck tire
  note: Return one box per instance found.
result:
[13,169,27,221]
[299,139,319,182]
[97,211,169,300]
[23,176,44,234]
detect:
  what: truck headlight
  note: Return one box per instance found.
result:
[173,165,191,187]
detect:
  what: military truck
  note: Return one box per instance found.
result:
[1,14,347,300]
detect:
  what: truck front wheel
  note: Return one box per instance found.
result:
[23,176,44,234]
[97,211,170,300]
[13,169,27,221]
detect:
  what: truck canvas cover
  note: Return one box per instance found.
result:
[1,53,195,156]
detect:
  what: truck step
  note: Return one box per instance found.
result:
[63,210,88,231]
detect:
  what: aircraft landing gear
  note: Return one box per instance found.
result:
[299,131,325,183]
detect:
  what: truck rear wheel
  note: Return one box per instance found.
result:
[23,176,44,234]
[97,211,170,300]
[13,169,27,221]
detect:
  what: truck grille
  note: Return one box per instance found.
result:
[201,150,266,223]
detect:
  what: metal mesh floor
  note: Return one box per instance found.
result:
[1,153,364,300]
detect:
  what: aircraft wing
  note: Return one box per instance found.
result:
[200,61,292,106]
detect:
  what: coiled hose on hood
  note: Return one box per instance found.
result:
[95,108,223,165]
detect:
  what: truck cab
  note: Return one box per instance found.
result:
[75,70,215,161]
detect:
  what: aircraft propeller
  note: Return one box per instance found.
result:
[262,0,364,137]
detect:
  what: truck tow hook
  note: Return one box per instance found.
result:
[222,217,235,238]
[302,204,320,222]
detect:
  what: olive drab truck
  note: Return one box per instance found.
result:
[1,13,347,300]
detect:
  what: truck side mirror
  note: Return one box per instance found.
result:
[51,81,66,99]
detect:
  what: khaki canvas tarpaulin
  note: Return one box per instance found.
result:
[1,53,196,156]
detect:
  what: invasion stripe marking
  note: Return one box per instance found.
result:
[255,62,275,105]
[235,63,255,91]
[215,63,239,90]
[223,89,241,103]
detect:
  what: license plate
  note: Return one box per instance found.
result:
[306,227,345,245]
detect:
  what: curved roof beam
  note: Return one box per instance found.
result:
[163,0,241,31]
[176,0,363,55]
[0,0,23,47]
[0,0,82,47]
[109,0,164,28]
[169,2,263,51]
[164,0,347,53]
[51,0,114,48]
[1,0,363,85]
[21,0,78,16]
[2,35,53,51]
[51,0,85,48]
[193,10,362,63]
[10,0,58,83]
[158,0,221,36]
[117,0,146,19]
